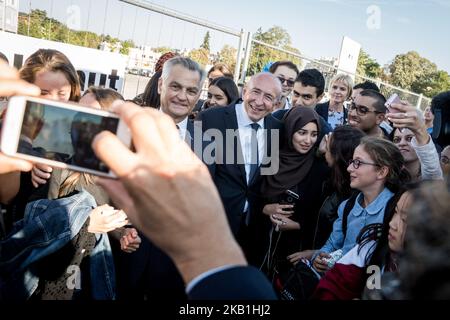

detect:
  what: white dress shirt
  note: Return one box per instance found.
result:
[159,107,188,141]
[235,103,265,183]
[176,116,188,141]
[235,103,265,212]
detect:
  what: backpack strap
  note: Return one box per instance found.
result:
[342,191,359,240]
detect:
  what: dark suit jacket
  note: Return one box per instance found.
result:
[315,101,348,125]
[188,266,277,300]
[197,103,283,236]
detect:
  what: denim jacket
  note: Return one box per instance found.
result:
[0,190,115,300]
[319,187,394,257]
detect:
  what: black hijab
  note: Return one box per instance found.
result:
[260,107,321,197]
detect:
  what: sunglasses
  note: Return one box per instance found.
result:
[277,76,295,87]
[349,103,381,116]
[348,159,380,169]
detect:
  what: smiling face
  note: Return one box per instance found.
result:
[292,122,318,154]
[393,128,418,163]
[34,70,72,102]
[243,74,281,122]
[206,85,229,107]
[272,65,297,97]
[388,192,412,253]
[348,94,384,133]
[158,64,201,123]
[329,80,350,105]
[347,145,384,191]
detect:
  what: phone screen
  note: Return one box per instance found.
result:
[18,101,119,173]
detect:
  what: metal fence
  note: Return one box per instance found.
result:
[242,34,431,110]
[17,0,431,108]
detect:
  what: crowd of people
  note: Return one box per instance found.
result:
[0,48,449,301]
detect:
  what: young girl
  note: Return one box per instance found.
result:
[312,137,410,273]
[204,76,239,109]
[287,125,365,265]
[313,186,414,300]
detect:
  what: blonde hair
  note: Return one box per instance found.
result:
[58,172,95,198]
[329,73,353,100]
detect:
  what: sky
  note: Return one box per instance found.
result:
[19,0,450,73]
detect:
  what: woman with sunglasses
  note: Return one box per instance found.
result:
[315,73,353,130]
[312,136,410,274]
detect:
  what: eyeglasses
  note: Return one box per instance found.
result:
[441,156,450,165]
[348,159,380,169]
[277,76,295,87]
[349,103,381,116]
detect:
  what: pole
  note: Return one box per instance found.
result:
[240,31,252,84]
[233,29,245,84]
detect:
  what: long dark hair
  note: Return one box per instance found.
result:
[138,71,162,108]
[328,125,365,198]
[209,76,239,105]
[357,182,420,268]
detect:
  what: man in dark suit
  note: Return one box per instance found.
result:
[197,73,283,251]
[0,60,276,299]
[92,101,277,300]
[114,56,208,301]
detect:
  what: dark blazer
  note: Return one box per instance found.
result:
[188,266,277,300]
[197,103,283,236]
[315,101,348,125]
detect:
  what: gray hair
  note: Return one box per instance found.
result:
[161,56,206,88]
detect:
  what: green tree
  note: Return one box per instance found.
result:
[388,51,437,96]
[18,10,130,55]
[429,70,450,97]
[201,31,211,52]
[248,26,301,76]
[357,50,382,79]
[120,40,136,55]
[188,48,210,67]
[153,46,176,54]
[215,45,237,75]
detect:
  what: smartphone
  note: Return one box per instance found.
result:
[385,93,401,113]
[280,189,300,211]
[0,96,131,178]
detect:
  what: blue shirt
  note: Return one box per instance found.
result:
[319,187,394,256]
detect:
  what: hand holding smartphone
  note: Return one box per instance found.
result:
[385,93,402,113]
[0,96,131,178]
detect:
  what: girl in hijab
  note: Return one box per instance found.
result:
[253,107,329,279]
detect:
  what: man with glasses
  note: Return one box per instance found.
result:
[269,61,299,112]
[348,89,390,138]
